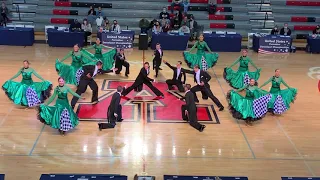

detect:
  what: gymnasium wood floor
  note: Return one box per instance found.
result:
[0,44,320,180]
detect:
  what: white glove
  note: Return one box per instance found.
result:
[114,113,118,117]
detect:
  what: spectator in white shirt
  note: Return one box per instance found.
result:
[178,23,190,34]
[111,20,121,33]
[81,19,92,45]
[96,16,103,28]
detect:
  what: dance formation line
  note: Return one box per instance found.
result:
[2,35,297,135]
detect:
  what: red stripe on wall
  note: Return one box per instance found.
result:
[54,1,71,7]
[168,0,208,3]
[293,25,317,30]
[291,16,308,22]
[209,15,226,20]
[51,18,69,24]
[53,9,70,15]
[209,23,227,28]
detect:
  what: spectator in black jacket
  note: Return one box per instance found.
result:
[313,25,320,35]
[280,23,292,36]
[1,2,9,26]
[271,26,279,35]
[87,6,96,24]
[159,7,170,20]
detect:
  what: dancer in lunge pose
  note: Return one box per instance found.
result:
[163,60,186,92]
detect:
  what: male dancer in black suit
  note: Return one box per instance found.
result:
[115,48,130,77]
[184,84,206,132]
[163,60,186,92]
[122,62,164,98]
[185,65,224,111]
[153,43,163,77]
[108,86,123,124]
[71,61,116,109]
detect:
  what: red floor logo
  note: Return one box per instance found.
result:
[77,80,219,123]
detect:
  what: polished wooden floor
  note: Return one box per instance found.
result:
[0,44,320,180]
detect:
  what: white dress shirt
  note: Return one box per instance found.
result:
[176,68,181,80]
[196,70,201,85]
[158,49,162,58]
[93,65,98,77]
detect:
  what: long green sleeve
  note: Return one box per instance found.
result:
[10,69,22,80]
[83,46,94,51]
[280,77,290,88]
[204,42,212,53]
[60,51,72,62]
[67,86,81,98]
[260,77,272,88]
[228,57,240,68]
[189,41,198,52]
[102,45,112,49]
[31,68,45,81]
[81,52,97,62]
[248,58,258,69]
[45,88,57,105]
[236,85,247,92]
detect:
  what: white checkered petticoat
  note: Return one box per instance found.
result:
[75,69,84,85]
[59,108,73,132]
[201,56,208,71]
[273,94,288,114]
[253,94,272,118]
[26,87,41,107]
[243,73,250,86]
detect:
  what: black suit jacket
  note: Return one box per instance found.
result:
[271,29,279,35]
[165,62,186,84]
[185,69,211,87]
[81,65,113,80]
[185,91,197,112]
[153,49,163,61]
[108,92,121,114]
[115,53,125,66]
[135,68,154,84]
[280,28,292,36]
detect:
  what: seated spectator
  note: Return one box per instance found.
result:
[152,21,162,34]
[96,16,103,28]
[160,18,170,27]
[162,21,171,33]
[178,23,190,34]
[1,2,9,26]
[97,27,103,40]
[188,15,198,40]
[96,7,104,18]
[313,25,320,35]
[69,19,81,31]
[87,6,96,24]
[81,19,92,45]
[172,10,182,30]
[111,20,121,33]
[159,7,170,20]
[171,0,183,14]
[280,23,291,36]
[149,19,158,30]
[102,18,111,31]
[271,26,279,35]
[181,16,188,26]
[182,0,190,14]
[139,18,150,34]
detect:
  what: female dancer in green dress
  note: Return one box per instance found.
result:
[37,77,84,135]
[2,60,52,107]
[224,50,261,89]
[82,38,116,70]
[55,44,96,86]
[259,69,297,114]
[227,79,271,125]
[183,34,219,71]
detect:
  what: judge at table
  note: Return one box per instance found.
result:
[270,26,279,35]
[313,25,320,35]
[69,19,81,32]
[111,20,121,33]
[178,23,190,34]
[280,23,291,36]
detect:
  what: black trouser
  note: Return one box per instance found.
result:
[107,105,122,125]
[166,79,184,92]
[71,78,98,107]
[115,60,130,76]
[153,59,161,77]
[122,80,163,96]
[181,105,203,131]
[1,13,9,26]
[190,85,223,108]
[84,31,92,44]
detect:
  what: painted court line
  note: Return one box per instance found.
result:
[29,124,45,156]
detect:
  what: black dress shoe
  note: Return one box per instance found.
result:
[117,119,124,122]
[98,123,102,131]
[159,67,162,70]
[219,106,224,111]
[199,125,206,132]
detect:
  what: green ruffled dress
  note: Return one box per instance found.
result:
[82,44,116,70]
[224,56,261,89]
[260,76,297,114]
[2,67,52,107]
[227,85,271,121]
[55,50,96,86]
[37,85,81,132]
[183,41,219,71]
